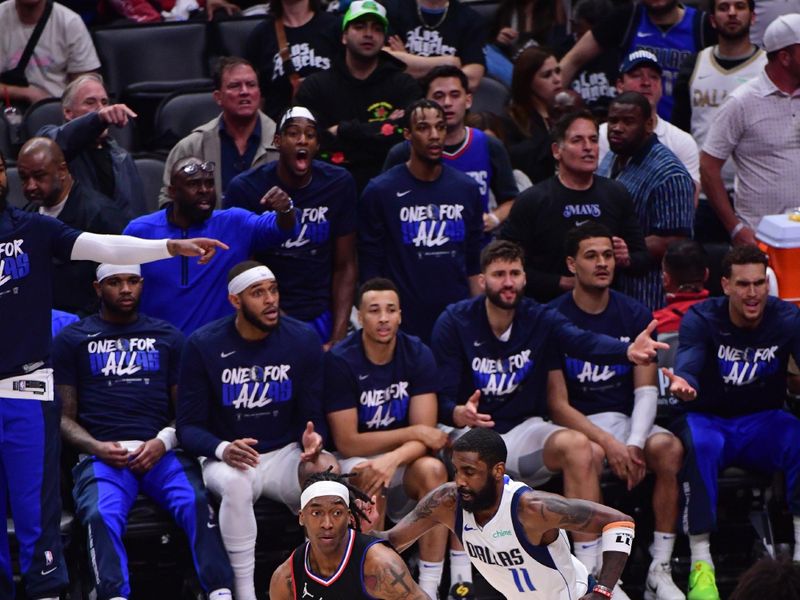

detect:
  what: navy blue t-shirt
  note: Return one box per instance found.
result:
[674,296,800,417]
[432,296,631,433]
[177,314,326,457]
[324,330,438,434]
[52,314,183,442]
[224,160,357,321]
[0,206,81,378]
[359,164,483,342]
[549,290,652,416]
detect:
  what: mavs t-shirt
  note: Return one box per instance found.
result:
[52,314,183,442]
[324,330,438,433]
[0,207,81,378]
[549,290,652,416]
[225,161,357,321]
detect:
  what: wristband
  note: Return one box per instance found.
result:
[601,520,635,554]
[729,222,745,240]
[592,584,613,598]
[156,426,178,451]
[279,199,295,215]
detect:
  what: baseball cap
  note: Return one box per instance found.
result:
[278,106,317,132]
[763,13,800,52]
[619,50,663,75]
[96,264,141,282]
[342,0,388,31]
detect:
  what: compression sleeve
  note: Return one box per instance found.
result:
[626,385,658,449]
[71,232,171,264]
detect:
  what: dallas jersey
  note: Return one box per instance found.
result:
[456,476,587,599]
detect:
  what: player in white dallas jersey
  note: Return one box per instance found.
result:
[366,428,635,599]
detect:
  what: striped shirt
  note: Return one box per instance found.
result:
[598,135,695,311]
[702,69,800,230]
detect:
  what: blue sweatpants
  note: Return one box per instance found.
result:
[72,450,233,600]
[673,409,800,535]
[0,396,68,599]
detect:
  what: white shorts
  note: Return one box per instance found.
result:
[443,416,565,487]
[203,442,305,513]
[337,454,413,522]
[586,412,671,445]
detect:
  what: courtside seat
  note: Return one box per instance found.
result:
[210,17,264,61]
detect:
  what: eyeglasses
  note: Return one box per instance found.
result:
[180,161,215,175]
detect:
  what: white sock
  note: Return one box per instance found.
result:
[573,538,601,576]
[650,531,677,566]
[449,550,472,584]
[689,533,713,568]
[793,516,800,562]
[419,560,443,599]
[209,589,233,600]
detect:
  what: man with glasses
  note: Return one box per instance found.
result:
[124,157,297,335]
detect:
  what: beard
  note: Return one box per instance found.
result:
[459,478,499,513]
[717,24,750,41]
[241,301,278,333]
[485,286,523,310]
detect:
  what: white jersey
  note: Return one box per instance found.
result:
[689,46,766,190]
[458,476,588,599]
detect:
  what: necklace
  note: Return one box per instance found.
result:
[416,1,449,30]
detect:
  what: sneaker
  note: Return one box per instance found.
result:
[613,582,632,600]
[687,560,720,600]
[447,582,475,600]
[645,562,685,600]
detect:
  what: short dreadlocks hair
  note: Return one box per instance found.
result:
[302,468,374,532]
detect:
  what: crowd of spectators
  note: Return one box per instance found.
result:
[2,0,800,599]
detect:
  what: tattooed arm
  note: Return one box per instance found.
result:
[363,543,430,600]
[268,557,294,600]
[519,490,634,596]
[368,483,458,553]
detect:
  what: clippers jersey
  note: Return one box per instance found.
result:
[456,476,587,599]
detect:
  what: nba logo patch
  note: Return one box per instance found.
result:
[44,550,53,566]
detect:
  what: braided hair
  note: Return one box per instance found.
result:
[302,468,374,532]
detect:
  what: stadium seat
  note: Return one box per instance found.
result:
[21,98,63,141]
[466,1,499,24]
[211,17,265,60]
[6,167,25,209]
[471,76,510,117]
[0,113,14,161]
[152,91,221,151]
[134,157,167,214]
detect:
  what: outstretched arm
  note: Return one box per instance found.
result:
[363,543,430,600]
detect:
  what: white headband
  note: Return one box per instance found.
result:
[96,264,141,282]
[300,481,350,510]
[228,266,275,296]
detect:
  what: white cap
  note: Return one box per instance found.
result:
[96,264,141,282]
[278,106,317,132]
[763,13,800,52]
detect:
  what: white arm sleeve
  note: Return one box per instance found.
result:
[71,232,171,264]
[626,385,658,449]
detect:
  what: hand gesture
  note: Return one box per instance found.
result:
[625,445,646,490]
[356,494,379,531]
[128,438,166,474]
[453,390,495,428]
[260,185,293,213]
[94,441,129,469]
[387,35,407,52]
[612,236,630,268]
[223,438,260,470]
[301,421,323,462]
[496,27,518,46]
[167,238,229,264]
[603,437,631,482]
[627,320,669,365]
[412,424,449,452]
[661,368,697,401]
[353,453,400,497]
[205,0,241,20]
[97,104,137,128]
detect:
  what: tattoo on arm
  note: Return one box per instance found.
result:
[364,549,429,600]
[284,574,292,597]
[410,484,457,521]
[538,494,595,531]
[58,384,97,454]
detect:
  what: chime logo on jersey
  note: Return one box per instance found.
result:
[716,344,780,386]
[400,204,465,247]
[0,239,30,288]
[405,28,456,56]
[283,206,331,249]
[221,364,293,409]
[359,380,410,430]
[87,338,160,377]
[271,43,331,79]
[471,350,533,397]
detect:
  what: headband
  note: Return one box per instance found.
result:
[300,481,350,510]
[96,263,141,282]
[228,266,275,296]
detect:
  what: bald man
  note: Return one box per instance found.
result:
[19,138,128,316]
[123,156,297,335]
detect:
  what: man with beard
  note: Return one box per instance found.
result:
[0,146,226,600]
[225,107,357,349]
[53,264,234,600]
[559,0,716,120]
[177,260,338,600]
[548,223,685,600]
[270,470,429,600]
[664,246,800,600]
[367,427,636,600]
[19,137,128,316]
[596,92,695,311]
[359,99,483,344]
[123,157,296,336]
[41,74,145,218]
